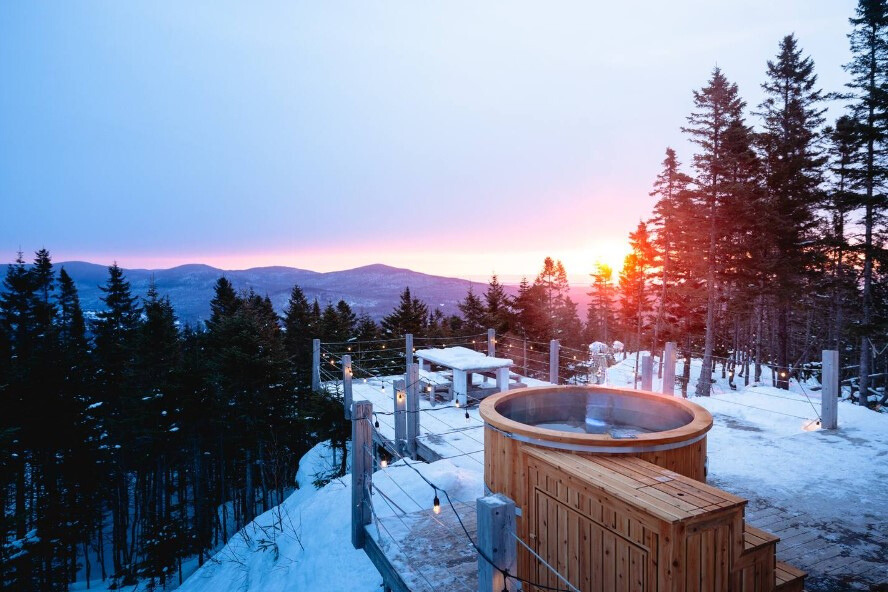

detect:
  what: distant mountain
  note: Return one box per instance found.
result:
[1,261,493,326]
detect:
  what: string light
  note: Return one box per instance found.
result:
[380,457,388,468]
[432,487,441,515]
[465,409,470,422]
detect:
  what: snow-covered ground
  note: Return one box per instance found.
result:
[80,354,887,591]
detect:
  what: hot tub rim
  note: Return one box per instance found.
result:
[479,385,712,451]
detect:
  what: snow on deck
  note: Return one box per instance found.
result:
[168,355,886,592]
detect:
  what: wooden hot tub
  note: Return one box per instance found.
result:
[480,385,713,507]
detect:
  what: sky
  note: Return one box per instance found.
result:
[0,1,856,283]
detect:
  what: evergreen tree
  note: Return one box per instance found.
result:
[618,223,655,354]
[586,264,616,343]
[822,116,862,350]
[457,286,486,335]
[845,0,888,403]
[282,285,314,386]
[92,263,141,580]
[756,34,826,389]
[483,275,512,334]
[648,148,695,353]
[682,68,749,396]
[355,313,379,342]
[513,277,545,340]
[380,288,429,337]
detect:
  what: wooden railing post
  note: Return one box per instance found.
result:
[311,338,321,391]
[405,333,413,374]
[641,354,653,391]
[394,379,407,457]
[406,363,420,459]
[351,401,372,549]
[662,342,676,396]
[822,350,838,429]
[342,354,353,419]
[477,493,517,592]
[488,328,496,357]
[549,339,560,385]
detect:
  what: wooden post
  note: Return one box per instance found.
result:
[549,339,560,385]
[343,354,353,420]
[311,338,321,391]
[394,379,407,456]
[405,333,413,374]
[488,328,496,357]
[822,350,838,430]
[406,363,420,459]
[477,493,517,592]
[641,355,653,391]
[351,401,372,549]
[662,342,676,396]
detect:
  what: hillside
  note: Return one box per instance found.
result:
[3,261,496,325]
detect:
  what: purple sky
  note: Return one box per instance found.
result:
[0,1,855,282]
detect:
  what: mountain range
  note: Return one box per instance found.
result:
[2,261,594,327]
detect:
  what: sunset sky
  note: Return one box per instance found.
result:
[0,1,854,283]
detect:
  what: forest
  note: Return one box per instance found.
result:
[4,1,888,590]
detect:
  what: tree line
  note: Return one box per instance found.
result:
[0,251,365,590]
[591,3,888,403]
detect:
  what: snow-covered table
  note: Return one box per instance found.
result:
[414,346,514,406]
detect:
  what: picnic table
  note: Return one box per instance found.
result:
[414,346,514,406]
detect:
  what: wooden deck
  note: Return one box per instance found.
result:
[364,501,479,592]
[743,498,888,591]
[338,373,879,591]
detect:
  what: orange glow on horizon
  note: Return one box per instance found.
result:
[56,239,631,287]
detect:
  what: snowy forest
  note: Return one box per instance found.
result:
[4,1,888,591]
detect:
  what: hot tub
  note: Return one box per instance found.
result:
[480,385,713,502]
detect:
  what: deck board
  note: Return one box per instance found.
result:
[366,501,478,592]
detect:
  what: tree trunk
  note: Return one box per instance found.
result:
[696,192,718,397]
[776,304,789,389]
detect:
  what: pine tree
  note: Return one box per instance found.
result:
[380,288,429,337]
[282,285,314,386]
[458,286,486,335]
[648,149,695,353]
[845,0,888,404]
[92,263,141,580]
[513,277,545,340]
[618,223,655,355]
[483,275,513,334]
[756,34,826,389]
[682,68,749,396]
[355,313,379,341]
[586,264,616,343]
[823,116,862,350]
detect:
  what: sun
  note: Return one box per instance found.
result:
[561,240,629,281]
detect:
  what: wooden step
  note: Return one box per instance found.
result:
[775,560,806,592]
[733,523,779,572]
[744,524,779,552]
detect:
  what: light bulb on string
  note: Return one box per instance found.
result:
[465,409,470,422]
[432,488,441,515]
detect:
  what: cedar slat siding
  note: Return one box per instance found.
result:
[519,451,793,592]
